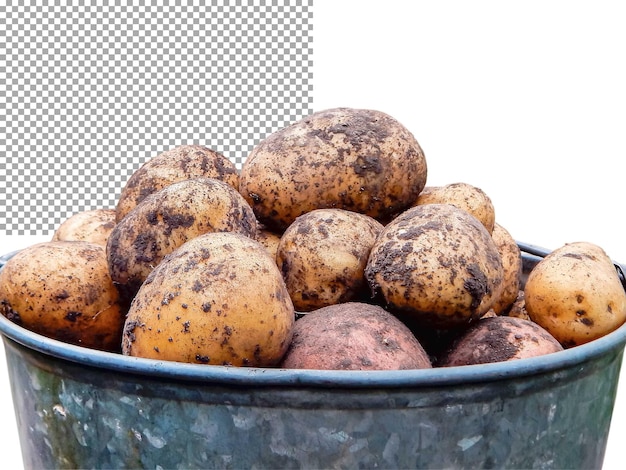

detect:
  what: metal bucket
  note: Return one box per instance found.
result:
[1,245,625,469]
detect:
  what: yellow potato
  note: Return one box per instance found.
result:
[490,223,522,314]
[122,232,295,366]
[365,203,504,329]
[524,241,626,347]
[239,107,427,231]
[52,208,116,247]
[107,177,257,301]
[413,182,496,234]
[0,241,125,352]
[116,144,240,222]
[277,208,384,311]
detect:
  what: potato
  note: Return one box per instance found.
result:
[439,316,563,367]
[122,232,295,366]
[480,309,498,319]
[52,208,116,247]
[0,241,125,352]
[280,302,432,370]
[413,182,496,234]
[365,203,504,329]
[107,177,257,301]
[277,208,384,311]
[115,144,240,222]
[507,290,531,321]
[239,107,428,231]
[255,224,282,261]
[490,223,522,314]
[524,241,626,347]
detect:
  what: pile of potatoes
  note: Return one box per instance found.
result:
[2,107,626,371]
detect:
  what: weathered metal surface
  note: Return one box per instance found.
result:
[2,333,622,469]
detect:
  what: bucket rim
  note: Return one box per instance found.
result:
[2,246,626,389]
[2,313,626,388]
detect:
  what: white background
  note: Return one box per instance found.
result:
[1,1,625,468]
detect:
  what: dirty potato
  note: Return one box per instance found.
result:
[115,144,240,222]
[365,203,504,329]
[255,224,282,261]
[413,182,496,234]
[280,302,432,370]
[239,107,428,231]
[122,232,295,366]
[0,241,125,352]
[277,208,384,311]
[439,316,563,366]
[52,208,116,247]
[507,290,531,321]
[107,177,257,301]
[524,241,626,347]
[490,223,523,315]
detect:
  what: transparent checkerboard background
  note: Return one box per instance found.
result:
[0,1,313,235]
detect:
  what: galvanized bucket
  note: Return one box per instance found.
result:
[1,245,625,469]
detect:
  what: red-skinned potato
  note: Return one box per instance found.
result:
[439,316,563,366]
[280,302,432,371]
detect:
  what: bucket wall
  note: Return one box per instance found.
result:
[3,334,622,470]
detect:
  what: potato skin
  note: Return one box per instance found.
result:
[524,241,626,347]
[122,232,295,366]
[116,144,240,222]
[507,290,531,321]
[490,223,522,315]
[365,203,504,329]
[0,241,125,352]
[414,182,496,234]
[239,107,428,231]
[255,224,282,261]
[52,208,116,247]
[439,316,563,367]
[277,208,384,311]
[280,302,432,370]
[107,177,257,300]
